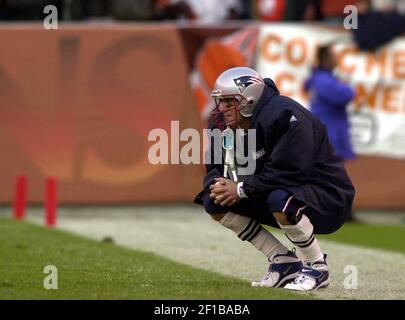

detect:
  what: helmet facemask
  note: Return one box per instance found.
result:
[211,94,248,130]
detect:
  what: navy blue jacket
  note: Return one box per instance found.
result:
[196,78,355,217]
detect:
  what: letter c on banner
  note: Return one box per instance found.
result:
[275,72,294,97]
[286,38,307,66]
[261,34,282,62]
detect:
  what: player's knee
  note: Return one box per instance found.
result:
[267,189,304,225]
[203,195,229,216]
[266,189,290,212]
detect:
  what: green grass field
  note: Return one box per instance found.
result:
[1,214,404,300]
[0,217,313,300]
[317,223,405,254]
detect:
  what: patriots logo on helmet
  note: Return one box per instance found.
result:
[233,76,263,94]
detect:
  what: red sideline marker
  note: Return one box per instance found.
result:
[13,175,27,220]
[45,177,57,227]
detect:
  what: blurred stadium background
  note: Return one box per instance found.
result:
[0,0,404,300]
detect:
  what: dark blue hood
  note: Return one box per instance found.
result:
[263,77,280,95]
[250,78,280,124]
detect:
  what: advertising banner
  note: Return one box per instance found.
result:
[256,24,405,158]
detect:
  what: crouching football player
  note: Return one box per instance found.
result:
[194,67,355,291]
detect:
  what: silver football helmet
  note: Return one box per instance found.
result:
[211,67,265,128]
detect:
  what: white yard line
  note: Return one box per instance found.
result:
[19,206,405,300]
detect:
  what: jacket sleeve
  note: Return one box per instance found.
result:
[243,111,315,198]
[317,75,355,106]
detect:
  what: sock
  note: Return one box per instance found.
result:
[278,214,324,263]
[219,212,288,258]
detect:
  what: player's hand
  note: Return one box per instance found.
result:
[209,177,239,207]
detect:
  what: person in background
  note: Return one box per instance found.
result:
[304,44,357,221]
[352,0,405,50]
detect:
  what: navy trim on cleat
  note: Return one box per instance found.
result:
[251,250,303,288]
[285,254,330,291]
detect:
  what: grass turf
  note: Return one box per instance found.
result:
[317,223,405,254]
[0,217,313,300]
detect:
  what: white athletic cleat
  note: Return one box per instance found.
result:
[285,254,330,291]
[251,250,303,288]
